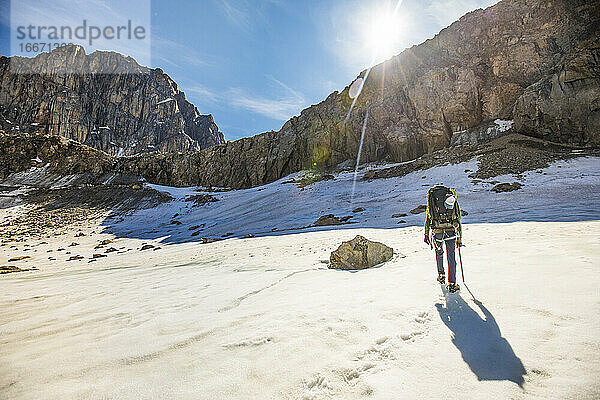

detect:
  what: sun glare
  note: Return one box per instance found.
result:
[364,6,404,63]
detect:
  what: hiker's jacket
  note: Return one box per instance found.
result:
[424,188,462,237]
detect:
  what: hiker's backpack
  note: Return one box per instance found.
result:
[426,185,460,229]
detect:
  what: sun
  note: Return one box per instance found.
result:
[364,6,405,63]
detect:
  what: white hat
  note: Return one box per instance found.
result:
[444,196,456,209]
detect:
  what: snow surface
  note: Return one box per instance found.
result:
[0,220,599,399]
[157,98,175,105]
[109,156,600,243]
[494,119,513,132]
[0,156,599,399]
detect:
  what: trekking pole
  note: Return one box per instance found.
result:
[458,245,465,283]
[456,228,465,283]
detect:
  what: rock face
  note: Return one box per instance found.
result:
[0,130,115,180]
[118,0,598,189]
[329,235,393,270]
[2,0,598,190]
[514,36,600,147]
[0,46,224,156]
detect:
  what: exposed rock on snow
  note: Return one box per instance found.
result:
[314,214,342,226]
[201,237,221,244]
[410,205,427,214]
[492,182,523,193]
[314,214,351,227]
[471,136,585,180]
[392,213,408,218]
[0,265,28,274]
[0,131,116,182]
[7,256,30,262]
[185,193,219,206]
[364,134,590,182]
[329,235,393,270]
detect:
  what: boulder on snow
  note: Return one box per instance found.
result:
[314,214,342,226]
[392,213,408,218]
[491,182,523,193]
[1,265,25,274]
[329,235,393,270]
[410,205,427,214]
[185,193,219,206]
[201,237,221,244]
[8,255,30,262]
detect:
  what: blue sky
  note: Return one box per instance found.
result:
[0,0,498,140]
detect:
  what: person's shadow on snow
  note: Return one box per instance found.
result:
[436,292,526,387]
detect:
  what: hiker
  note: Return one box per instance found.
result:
[424,185,463,293]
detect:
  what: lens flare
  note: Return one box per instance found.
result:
[346,0,404,202]
[351,106,369,202]
[348,77,363,99]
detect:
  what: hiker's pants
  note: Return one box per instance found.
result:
[434,231,457,283]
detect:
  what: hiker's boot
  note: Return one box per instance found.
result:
[437,274,445,284]
[448,282,460,293]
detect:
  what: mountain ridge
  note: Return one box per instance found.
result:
[1,0,598,189]
[120,0,600,188]
[0,46,225,156]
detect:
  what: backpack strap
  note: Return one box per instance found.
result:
[450,188,461,222]
[426,189,433,220]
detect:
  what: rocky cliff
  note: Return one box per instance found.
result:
[119,0,600,188]
[0,129,117,177]
[0,46,225,156]
[0,130,122,186]
[2,0,598,190]
[514,34,600,146]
